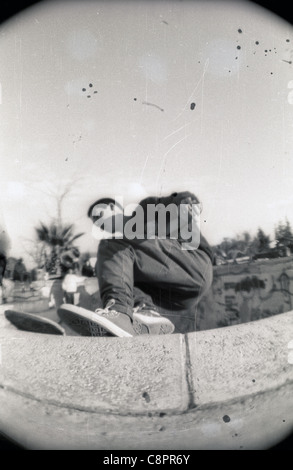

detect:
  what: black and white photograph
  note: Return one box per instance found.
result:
[0,0,292,453]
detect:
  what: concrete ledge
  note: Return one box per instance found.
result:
[188,311,293,405]
[0,325,188,415]
[0,306,292,449]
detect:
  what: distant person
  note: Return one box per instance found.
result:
[62,267,85,305]
[0,253,7,303]
[4,257,14,280]
[13,258,26,283]
[62,268,77,304]
[83,191,214,337]
[49,278,64,310]
[82,260,94,277]
[0,227,11,303]
[0,253,7,281]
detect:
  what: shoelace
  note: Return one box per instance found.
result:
[133,303,160,317]
[132,303,146,314]
[94,299,120,317]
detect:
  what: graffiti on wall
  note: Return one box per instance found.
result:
[196,257,293,331]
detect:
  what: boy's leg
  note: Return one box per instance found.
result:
[93,239,157,336]
[96,238,212,320]
[96,238,194,316]
[132,238,213,332]
[96,239,176,335]
[95,239,136,318]
[133,286,158,311]
[65,292,75,304]
[132,239,212,298]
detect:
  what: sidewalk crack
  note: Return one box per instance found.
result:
[183,334,197,410]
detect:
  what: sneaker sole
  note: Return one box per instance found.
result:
[58,304,133,338]
[5,310,66,335]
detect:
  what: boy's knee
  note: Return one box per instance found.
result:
[96,240,135,273]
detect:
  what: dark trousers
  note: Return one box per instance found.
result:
[96,238,213,333]
[65,292,75,305]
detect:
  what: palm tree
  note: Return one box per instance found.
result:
[35,222,84,275]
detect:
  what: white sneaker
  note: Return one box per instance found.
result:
[132,304,175,335]
[93,299,137,337]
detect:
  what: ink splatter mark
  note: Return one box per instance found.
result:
[159,412,166,417]
[82,84,98,97]
[282,59,292,64]
[238,28,242,33]
[142,101,164,112]
[286,39,290,42]
[237,45,241,50]
[283,419,286,422]
[223,415,231,423]
[159,426,165,432]
[190,102,196,110]
[142,391,151,403]
[252,379,256,382]
[255,41,259,45]
[134,98,137,101]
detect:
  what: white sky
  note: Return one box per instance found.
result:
[0,0,292,267]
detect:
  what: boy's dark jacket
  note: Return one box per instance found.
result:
[138,191,214,263]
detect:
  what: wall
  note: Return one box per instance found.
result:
[5,257,293,335]
[197,256,293,331]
